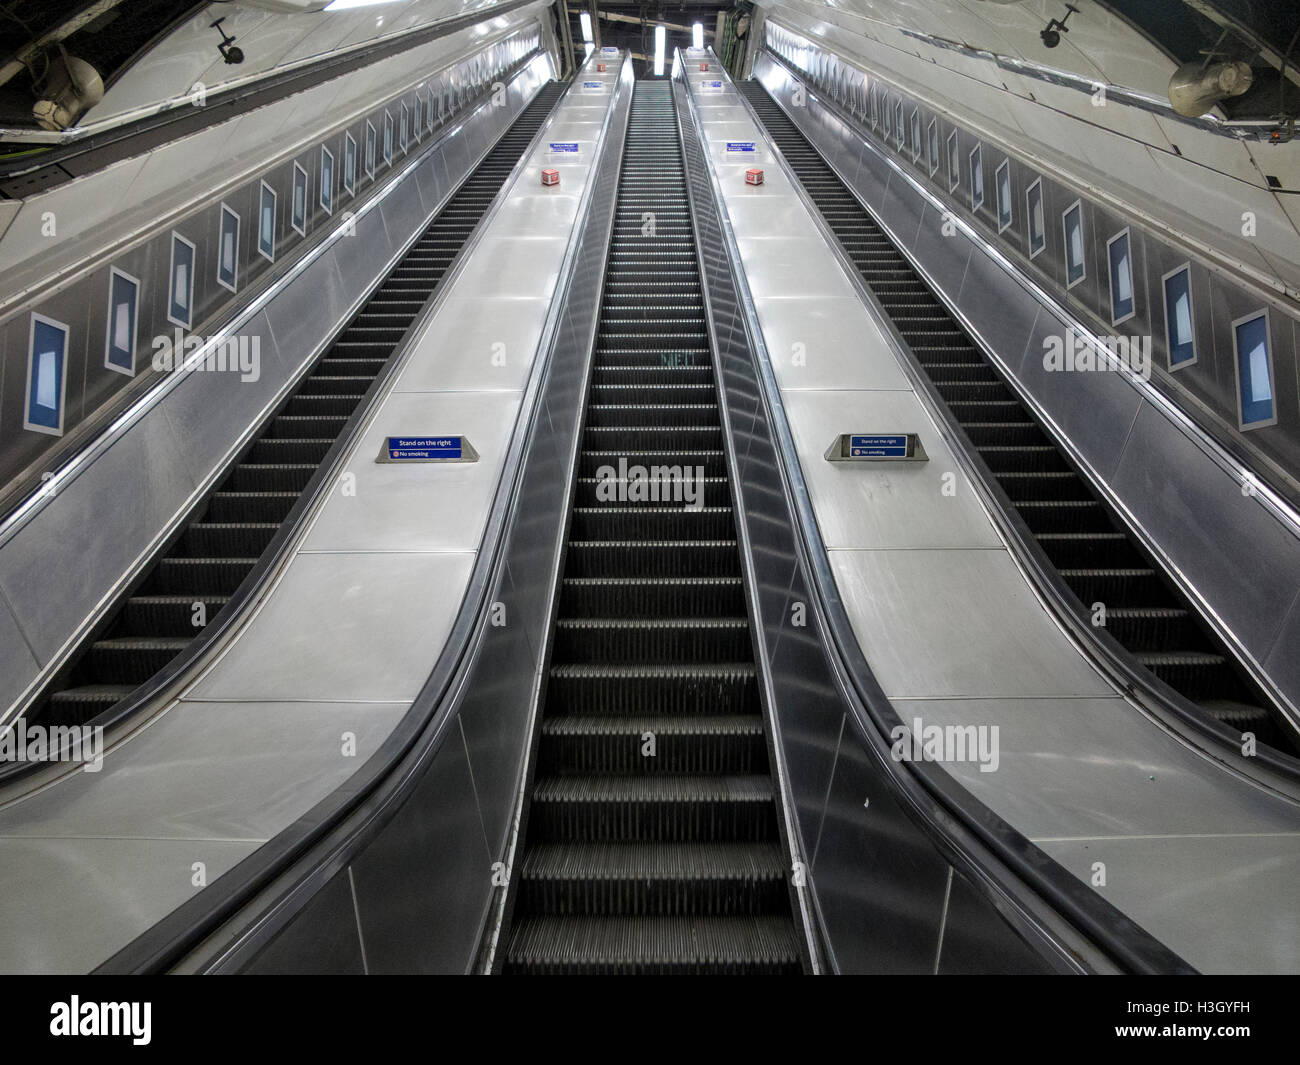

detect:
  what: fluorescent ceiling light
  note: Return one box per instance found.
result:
[324,0,399,10]
[579,11,593,43]
[692,22,703,50]
[653,24,665,76]
[585,41,594,57]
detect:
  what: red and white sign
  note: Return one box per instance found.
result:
[541,168,560,186]
[745,168,764,186]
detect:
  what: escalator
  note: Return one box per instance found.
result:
[501,81,802,974]
[31,81,567,730]
[738,80,1294,754]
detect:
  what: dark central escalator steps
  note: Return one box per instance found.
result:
[33,83,568,730]
[502,81,801,975]
[738,80,1290,755]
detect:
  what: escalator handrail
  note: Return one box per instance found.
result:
[678,49,1197,975]
[96,59,635,974]
[743,52,1300,789]
[0,59,555,788]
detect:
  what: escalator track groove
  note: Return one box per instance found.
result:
[31,82,568,730]
[502,81,801,975]
[738,81,1295,755]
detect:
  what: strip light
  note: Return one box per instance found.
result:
[653,24,665,76]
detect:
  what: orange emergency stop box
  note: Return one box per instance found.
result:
[541,168,560,186]
[597,63,607,72]
[700,62,709,72]
[745,168,764,186]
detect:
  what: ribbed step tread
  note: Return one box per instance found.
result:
[504,915,800,973]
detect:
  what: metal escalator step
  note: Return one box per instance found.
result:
[920,362,1000,382]
[553,617,752,664]
[931,380,1014,402]
[144,557,258,596]
[181,522,279,557]
[205,491,300,523]
[504,914,800,974]
[43,685,136,727]
[547,663,759,716]
[297,376,378,398]
[995,470,1089,501]
[960,422,1044,448]
[1135,651,1235,696]
[594,349,712,368]
[582,425,722,450]
[1198,700,1274,737]
[539,715,766,774]
[563,540,740,579]
[1034,531,1139,568]
[226,463,319,492]
[247,438,335,464]
[569,506,735,541]
[1058,567,1162,603]
[1101,606,1193,650]
[589,384,716,403]
[119,595,229,635]
[578,449,727,478]
[265,414,349,439]
[529,773,776,842]
[83,637,191,683]
[977,445,1070,473]
[558,577,744,622]
[594,366,713,385]
[516,842,786,916]
[1012,499,1109,533]
[584,404,719,428]
[574,477,730,509]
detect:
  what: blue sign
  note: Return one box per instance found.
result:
[726,141,756,153]
[549,142,579,153]
[702,80,723,90]
[849,434,909,458]
[601,46,618,53]
[387,436,463,460]
[583,81,602,89]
